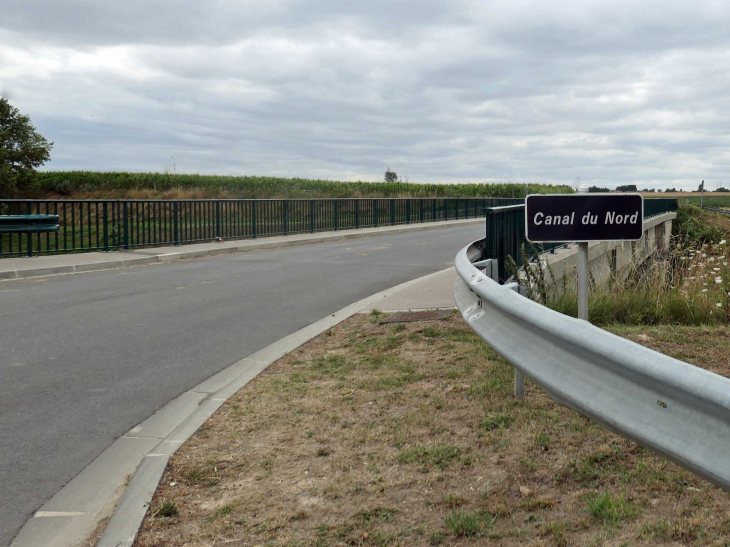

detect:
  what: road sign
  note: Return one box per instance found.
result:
[525,193,643,243]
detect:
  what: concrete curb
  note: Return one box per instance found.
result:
[1,219,483,281]
[10,266,455,547]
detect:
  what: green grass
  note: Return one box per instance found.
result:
[30,171,572,199]
[444,509,498,537]
[584,491,636,525]
[156,499,180,518]
[480,414,514,431]
[397,443,460,470]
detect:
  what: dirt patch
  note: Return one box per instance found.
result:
[135,315,730,546]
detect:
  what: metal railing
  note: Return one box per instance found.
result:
[703,205,730,216]
[0,197,523,258]
[484,199,679,282]
[644,197,678,218]
[454,238,730,490]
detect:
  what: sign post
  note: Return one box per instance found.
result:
[525,193,644,322]
[700,180,705,209]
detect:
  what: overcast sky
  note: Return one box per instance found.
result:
[2,0,730,189]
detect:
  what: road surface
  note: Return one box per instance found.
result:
[0,224,482,545]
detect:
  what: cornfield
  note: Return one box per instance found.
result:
[31,172,573,199]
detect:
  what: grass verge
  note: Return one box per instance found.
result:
[134,315,730,546]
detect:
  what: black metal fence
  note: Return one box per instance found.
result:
[0,197,524,258]
[484,198,679,282]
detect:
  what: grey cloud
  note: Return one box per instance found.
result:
[2,0,730,188]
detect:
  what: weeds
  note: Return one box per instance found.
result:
[397,443,460,470]
[444,509,498,537]
[585,491,636,525]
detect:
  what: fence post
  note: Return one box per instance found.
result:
[334,200,338,231]
[310,200,314,233]
[103,202,109,251]
[390,200,395,225]
[123,202,130,249]
[215,201,221,239]
[26,203,32,257]
[406,199,410,224]
[355,200,360,229]
[283,200,288,235]
[420,199,424,223]
[432,200,436,221]
[252,201,258,238]
[374,200,378,227]
[173,202,179,246]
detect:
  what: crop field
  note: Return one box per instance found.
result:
[644,192,730,208]
[30,172,572,200]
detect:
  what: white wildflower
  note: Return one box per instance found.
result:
[716,277,723,284]
[702,253,707,257]
[714,267,721,271]
[690,276,696,280]
[717,303,723,308]
[719,240,727,245]
[702,288,708,292]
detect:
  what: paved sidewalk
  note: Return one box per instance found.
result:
[360,267,457,311]
[0,218,482,281]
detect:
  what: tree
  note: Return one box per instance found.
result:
[615,184,638,192]
[0,98,52,195]
[715,187,729,192]
[384,168,398,183]
[588,186,610,193]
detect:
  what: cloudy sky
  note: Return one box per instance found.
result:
[2,0,729,189]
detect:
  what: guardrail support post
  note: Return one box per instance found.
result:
[507,280,527,398]
[420,199,424,223]
[309,200,314,233]
[390,200,395,225]
[215,201,221,239]
[355,200,360,229]
[334,200,338,231]
[253,201,258,238]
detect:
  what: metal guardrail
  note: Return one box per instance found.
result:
[0,197,523,258]
[454,238,730,490]
[0,215,59,257]
[703,205,730,216]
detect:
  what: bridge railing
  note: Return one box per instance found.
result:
[484,198,678,282]
[0,197,523,258]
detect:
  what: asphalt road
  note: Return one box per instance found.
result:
[0,224,482,546]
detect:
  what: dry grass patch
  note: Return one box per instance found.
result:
[135,316,730,547]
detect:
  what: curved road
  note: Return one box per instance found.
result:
[0,224,482,545]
